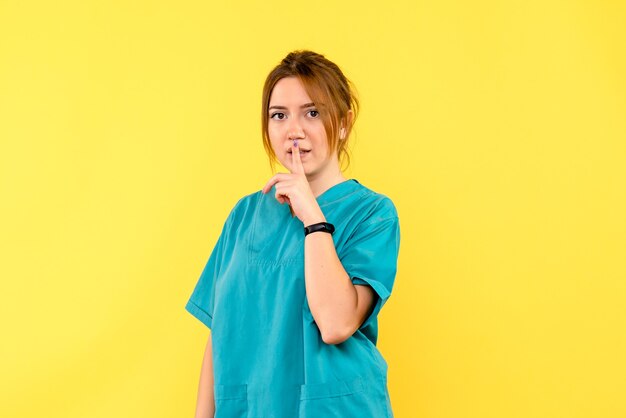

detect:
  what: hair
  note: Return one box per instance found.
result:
[261,50,359,173]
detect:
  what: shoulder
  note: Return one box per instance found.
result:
[225,189,262,220]
[224,187,279,224]
[336,182,400,259]
[350,181,399,225]
[234,189,262,210]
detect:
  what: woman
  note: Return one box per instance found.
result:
[186,50,401,417]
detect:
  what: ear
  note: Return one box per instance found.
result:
[340,110,355,140]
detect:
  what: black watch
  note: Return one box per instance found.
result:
[304,222,335,236]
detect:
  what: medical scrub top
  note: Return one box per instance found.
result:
[185,178,401,418]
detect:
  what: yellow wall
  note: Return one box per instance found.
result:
[1,1,624,417]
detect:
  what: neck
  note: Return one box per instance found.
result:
[306,169,347,198]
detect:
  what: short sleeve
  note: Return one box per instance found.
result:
[340,210,400,335]
[184,210,233,330]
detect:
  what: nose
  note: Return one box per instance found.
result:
[288,131,305,141]
[287,120,305,140]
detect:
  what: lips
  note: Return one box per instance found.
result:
[287,149,311,154]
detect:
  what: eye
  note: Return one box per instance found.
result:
[307,109,319,118]
[270,112,286,120]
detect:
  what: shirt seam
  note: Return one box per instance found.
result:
[358,215,399,229]
[318,188,367,207]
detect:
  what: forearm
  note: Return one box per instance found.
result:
[194,333,215,418]
[303,216,358,344]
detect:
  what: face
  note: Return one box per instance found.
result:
[267,76,339,178]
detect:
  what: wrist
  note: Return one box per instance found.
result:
[303,213,326,227]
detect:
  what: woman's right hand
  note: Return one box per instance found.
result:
[194,333,215,418]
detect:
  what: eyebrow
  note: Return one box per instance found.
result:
[268,102,316,110]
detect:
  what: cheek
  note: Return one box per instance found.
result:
[268,127,282,147]
[313,125,329,148]
[268,124,279,136]
[267,127,280,147]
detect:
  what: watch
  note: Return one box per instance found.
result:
[304,222,335,236]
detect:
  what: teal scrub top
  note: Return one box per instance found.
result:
[185,179,401,418]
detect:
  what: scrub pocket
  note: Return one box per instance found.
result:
[298,375,391,418]
[214,383,248,418]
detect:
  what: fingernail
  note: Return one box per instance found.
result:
[294,139,298,148]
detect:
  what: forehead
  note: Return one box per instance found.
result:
[269,76,312,105]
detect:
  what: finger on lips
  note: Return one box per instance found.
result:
[291,139,304,174]
[259,143,301,218]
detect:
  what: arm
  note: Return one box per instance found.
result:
[260,144,377,346]
[303,214,376,345]
[194,333,215,418]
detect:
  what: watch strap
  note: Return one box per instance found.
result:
[304,222,335,236]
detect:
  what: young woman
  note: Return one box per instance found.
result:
[186,50,401,418]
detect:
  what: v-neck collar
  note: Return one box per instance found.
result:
[315,178,361,206]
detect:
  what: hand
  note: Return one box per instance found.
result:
[261,140,326,225]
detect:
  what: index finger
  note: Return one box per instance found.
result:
[290,139,305,175]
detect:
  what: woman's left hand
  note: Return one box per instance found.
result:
[261,140,325,226]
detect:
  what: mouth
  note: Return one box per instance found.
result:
[287,149,311,154]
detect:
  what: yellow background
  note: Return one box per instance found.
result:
[1,1,625,417]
